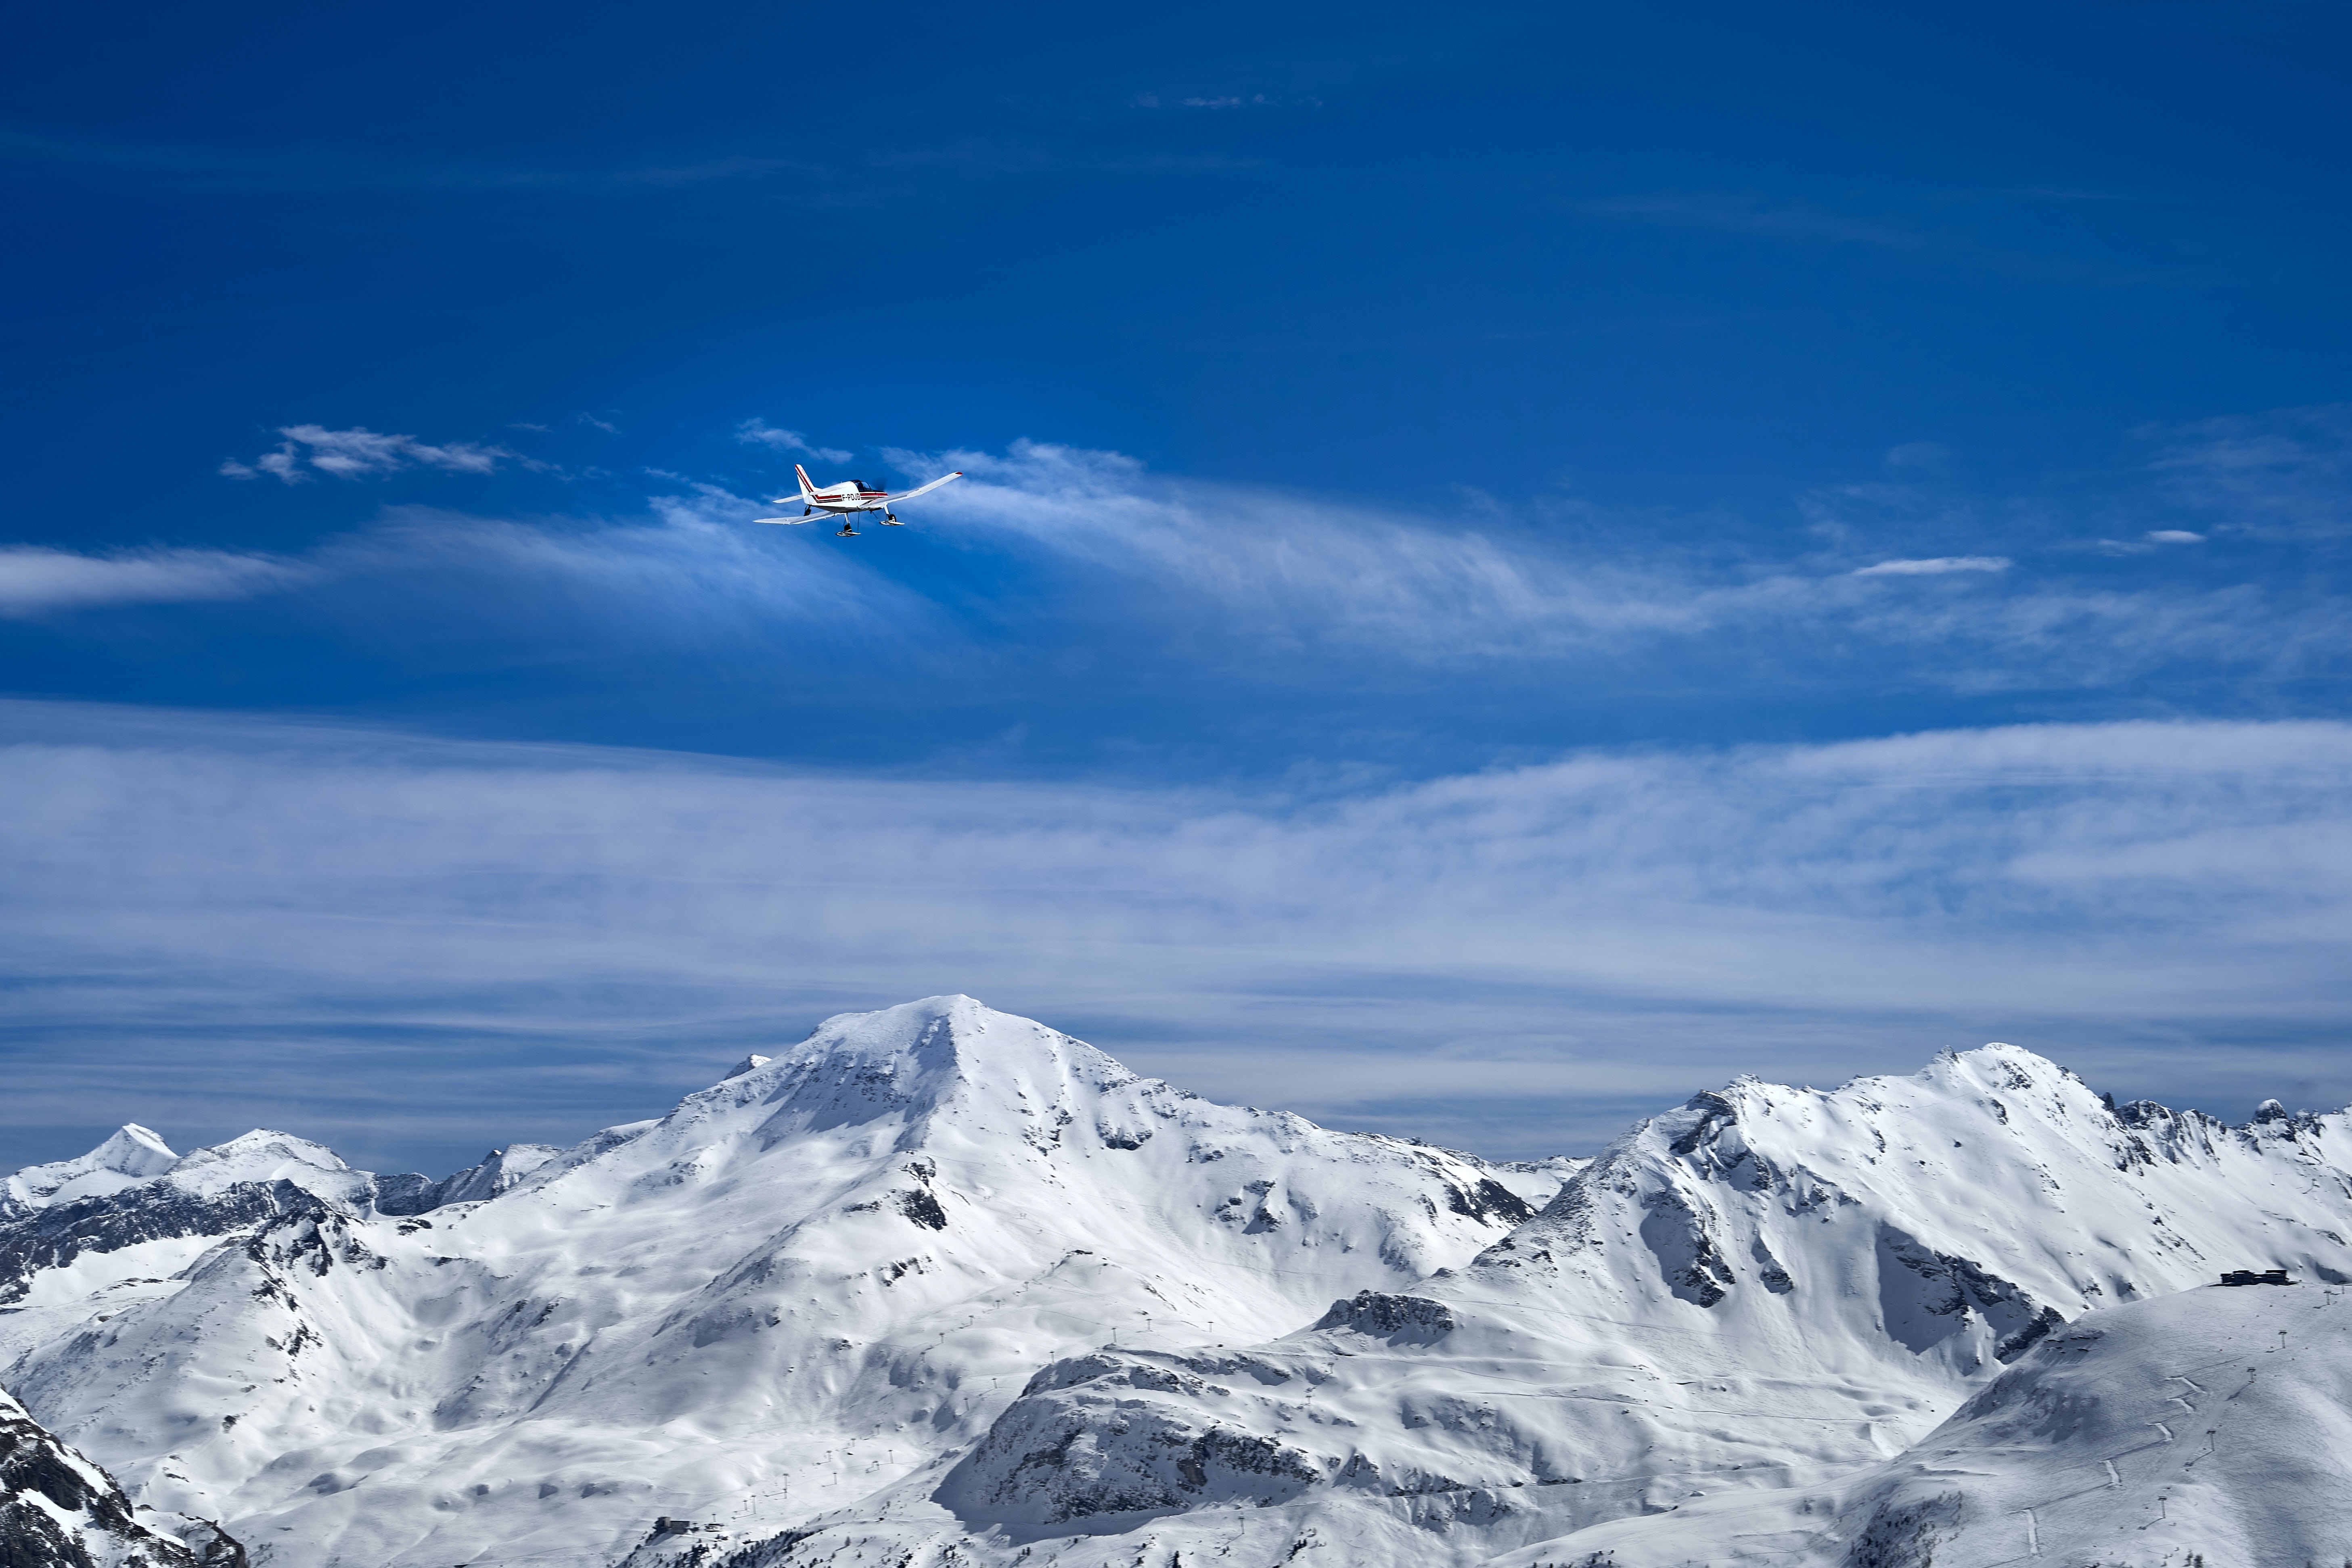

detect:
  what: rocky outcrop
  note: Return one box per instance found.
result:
[0,1180,329,1306]
[940,1380,1324,1527]
[0,1385,243,1568]
[1311,1290,1456,1339]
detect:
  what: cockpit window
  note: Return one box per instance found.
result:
[853,479,880,491]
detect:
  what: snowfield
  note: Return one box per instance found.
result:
[1500,1283,2352,1566]
[4,995,2349,1567]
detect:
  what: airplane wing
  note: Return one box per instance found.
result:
[753,516,814,525]
[884,471,964,503]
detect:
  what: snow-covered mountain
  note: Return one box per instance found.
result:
[0,997,1565,1568]
[672,1040,2352,1568]
[5,999,2346,1568]
[4,1125,180,1209]
[1508,1280,2352,1566]
[1,1112,613,1328]
[0,1382,245,1568]
[0,1127,406,1313]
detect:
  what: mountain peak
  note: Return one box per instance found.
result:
[652,997,1149,1160]
[797,994,1041,1057]
[2,1123,181,1208]
[778,995,1132,1096]
[94,1122,178,1167]
[160,1129,360,1200]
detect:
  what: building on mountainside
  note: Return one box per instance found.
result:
[2218,1268,2295,1286]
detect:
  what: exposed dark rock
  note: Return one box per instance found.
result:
[0,1182,331,1307]
[1840,1489,1960,1567]
[1877,1227,2057,1361]
[1993,1305,2064,1363]
[898,1189,949,1230]
[1640,1187,1736,1307]
[1312,1290,1456,1338]
[1444,1179,1534,1227]
[0,1386,245,1568]
[1668,1091,1738,1157]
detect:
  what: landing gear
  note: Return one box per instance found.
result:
[882,510,901,526]
[837,521,859,537]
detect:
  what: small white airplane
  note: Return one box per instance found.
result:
[756,464,964,536]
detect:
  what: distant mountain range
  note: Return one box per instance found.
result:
[4,995,2344,1566]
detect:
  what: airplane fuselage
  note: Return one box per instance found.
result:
[754,464,963,530]
[808,483,889,512]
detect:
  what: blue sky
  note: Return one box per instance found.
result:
[3,2,2349,1175]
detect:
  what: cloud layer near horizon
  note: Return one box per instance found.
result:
[4,701,2346,1173]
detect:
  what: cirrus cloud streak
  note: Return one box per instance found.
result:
[221,424,524,483]
[0,545,315,616]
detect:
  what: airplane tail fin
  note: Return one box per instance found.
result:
[794,463,818,502]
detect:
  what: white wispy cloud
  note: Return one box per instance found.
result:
[735,418,853,465]
[0,484,935,645]
[12,432,2337,696]
[1850,556,2013,576]
[866,440,2329,690]
[221,424,521,484]
[2096,528,2209,556]
[2,703,2348,1162]
[1132,92,1322,110]
[0,545,312,615]
[306,498,943,656]
[2148,403,2352,537]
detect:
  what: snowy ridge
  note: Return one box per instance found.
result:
[0,1127,426,1311]
[141,1133,377,1209]
[0,1114,579,1315]
[7,1004,2350,1568]
[396,1141,566,1210]
[0,997,1565,1568]
[727,1041,2352,1566]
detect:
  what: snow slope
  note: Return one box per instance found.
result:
[0,997,1567,1568]
[1503,1280,2352,1566]
[735,1043,2352,1568]
[0,1382,245,1568]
